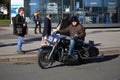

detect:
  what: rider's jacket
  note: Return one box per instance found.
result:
[57,24,86,40]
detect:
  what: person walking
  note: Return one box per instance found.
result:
[34,10,41,34]
[57,14,70,30]
[42,14,52,39]
[15,7,27,54]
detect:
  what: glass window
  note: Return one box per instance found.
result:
[84,0,103,24]
[85,0,102,7]
[74,0,84,24]
[103,0,118,23]
[24,0,119,24]
[25,0,65,23]
[63,0,71,16]
[84,0,119,24]
[119,1,120,23]
[24,0,40,23]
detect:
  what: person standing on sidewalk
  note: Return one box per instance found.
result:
[33,10,41,34]
[15,7,27,54]
[42,14,52,40]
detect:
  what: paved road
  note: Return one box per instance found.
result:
[0,53,120,80]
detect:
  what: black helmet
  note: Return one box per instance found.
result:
[70,16,79,25]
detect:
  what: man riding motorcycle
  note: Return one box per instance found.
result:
[56,16,86,59]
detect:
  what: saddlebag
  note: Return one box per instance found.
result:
[83,45,99,57]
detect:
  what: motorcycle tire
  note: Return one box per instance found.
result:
[38,48,52,69]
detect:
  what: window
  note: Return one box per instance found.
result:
[24,0,120,24]
[84,0,102,24]
[103,0,118,23]
[46,2,58,14]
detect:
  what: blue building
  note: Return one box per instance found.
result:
[11,0,120,28]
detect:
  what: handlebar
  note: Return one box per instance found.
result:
[51,33,81,40]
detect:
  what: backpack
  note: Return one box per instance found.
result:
[12,17,16,27]
[12,16,18,35]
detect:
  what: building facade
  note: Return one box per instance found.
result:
[11,0,120,27]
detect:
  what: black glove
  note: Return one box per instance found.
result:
[56,30,60,33]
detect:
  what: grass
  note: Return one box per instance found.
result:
[0,19,10,24]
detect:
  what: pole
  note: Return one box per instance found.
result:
[62,0,63,18]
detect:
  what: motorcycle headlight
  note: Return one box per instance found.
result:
[47,36,58,44]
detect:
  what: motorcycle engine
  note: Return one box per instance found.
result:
[72,51,79,61]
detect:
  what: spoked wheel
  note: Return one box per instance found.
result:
[38,49,52,69]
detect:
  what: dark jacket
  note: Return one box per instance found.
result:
[15,14,27,37]
[57,24,86,40]
[57,17,70,30]
[34,14,40,22]
[43,17,51,37]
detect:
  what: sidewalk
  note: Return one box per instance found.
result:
[0,27,120,62]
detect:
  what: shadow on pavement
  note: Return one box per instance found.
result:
[24,37,41,44]
[92,54,119,63]
[25,48,39,53]
[49,54,119,69]
[0,43,17,47]
[0,37,42,47]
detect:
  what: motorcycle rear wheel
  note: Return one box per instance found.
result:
[38,49,52,69]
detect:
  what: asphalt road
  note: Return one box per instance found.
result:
[0,54,120,80]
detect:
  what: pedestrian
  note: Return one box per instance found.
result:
[57,14,70,30]
[33,10,41,34]
[42,14,52,40]
[56,16,86,59]
[15,7,27,54]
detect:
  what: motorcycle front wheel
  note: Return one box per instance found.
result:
[38,49,52,69]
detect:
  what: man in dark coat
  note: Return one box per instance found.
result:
[57,14,70,30]
[42,14,52,39]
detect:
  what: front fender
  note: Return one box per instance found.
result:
[38,46,53,53]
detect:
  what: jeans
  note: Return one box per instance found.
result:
[35,21,41,33]
[17,36,24,51]
[68,39,75,56]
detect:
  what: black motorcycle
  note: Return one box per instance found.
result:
[38,33,99,69]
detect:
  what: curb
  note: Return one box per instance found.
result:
[0,54,37,62]
[99,49,120,54]
[0,49,120,62]
[0,24,9,27]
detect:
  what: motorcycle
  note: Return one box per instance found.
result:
[38,33,99,69]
